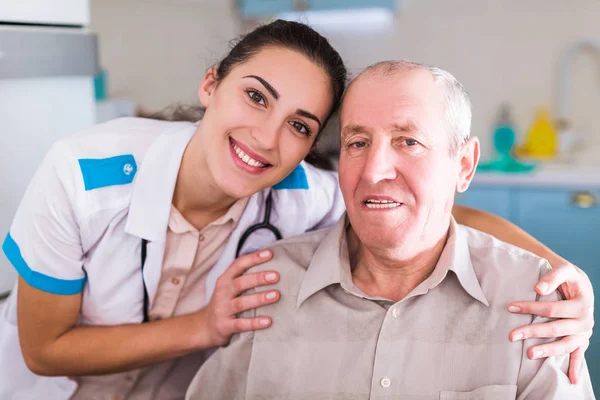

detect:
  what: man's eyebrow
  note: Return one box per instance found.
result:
[243,75,279,100]
[391,121,420,133]
[341,124,370,138]
[296,109,322,128]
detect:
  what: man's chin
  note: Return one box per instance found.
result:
[353,211,408,229]
[353,227,409,250]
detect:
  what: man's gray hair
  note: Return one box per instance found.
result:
[353,60,472,154]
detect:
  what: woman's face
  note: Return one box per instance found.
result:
[196,46,334,199]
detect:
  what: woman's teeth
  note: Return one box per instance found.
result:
[232,142,267,168]
[365,199,401,209]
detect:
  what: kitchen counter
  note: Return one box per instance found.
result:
[472,163,600,189]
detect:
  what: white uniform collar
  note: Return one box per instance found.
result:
[125,122,196,241]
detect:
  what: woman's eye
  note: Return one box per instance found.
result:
[247,90,266,106]
[405,139,418,146]
[289,121,311,136]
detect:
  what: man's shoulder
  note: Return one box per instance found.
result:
[246,227,332,292]
[252,227,331,273]
[459,225,552,299]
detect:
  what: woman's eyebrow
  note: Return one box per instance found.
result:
[243,75,279,100]
[296,109,322,128]
[243,75,321,127]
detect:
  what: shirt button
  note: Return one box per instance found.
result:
[380,377,391,388]
[171,277,180,285]
[392,307,400,318]
[198,234,205,241]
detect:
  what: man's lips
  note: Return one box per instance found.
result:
[362,195,403,210]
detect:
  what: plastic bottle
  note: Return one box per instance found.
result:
[515,106,558,160]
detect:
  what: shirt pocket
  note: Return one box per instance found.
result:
[440,384,517,400]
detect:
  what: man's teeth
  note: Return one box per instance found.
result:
[365,199,401,209]
[232,142,267,168]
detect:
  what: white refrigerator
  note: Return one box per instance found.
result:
[0,0,98,296]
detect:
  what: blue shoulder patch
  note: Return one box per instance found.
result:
[273,164,309,190]
[78,154,137,191]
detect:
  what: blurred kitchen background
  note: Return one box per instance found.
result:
[1,0,599,394]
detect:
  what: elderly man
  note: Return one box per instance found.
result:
[186,61,595,399]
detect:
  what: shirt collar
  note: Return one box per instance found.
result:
[297,216,349,307]
[168,197,250,234]
[124,121,197,241]
[296,214,489,308]
[410,218,489,307]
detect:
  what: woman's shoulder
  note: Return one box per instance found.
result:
[270,161,338,194]
[267,161,344,231]
[44,117,196,190]
[57,117,196,160]
[36,118,196,222]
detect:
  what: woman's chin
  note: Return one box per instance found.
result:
[219,180,262,200]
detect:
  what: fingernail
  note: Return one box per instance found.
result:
[508,306,521,313]
[535,282,549,294]
[259,250,271,258]
[265,273,278,282]
[533,350,544,358]
[266,291,277,300]
[511,333,523,341]
[260,318,270,326]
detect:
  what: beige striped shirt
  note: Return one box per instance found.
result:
[187,215,594,400]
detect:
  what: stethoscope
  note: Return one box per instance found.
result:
[139,191,282,323]
[235,191,282,258]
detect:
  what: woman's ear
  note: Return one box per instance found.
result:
[198,68,219,107]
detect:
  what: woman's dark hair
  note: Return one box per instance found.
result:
[144,19,347,170]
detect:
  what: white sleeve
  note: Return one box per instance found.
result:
[304,163,346,231]
[2,142,85,295]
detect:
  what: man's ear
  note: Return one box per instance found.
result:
[456,137,479,193]
[198,68,219,108]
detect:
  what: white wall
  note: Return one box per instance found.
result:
[90,0,600,158]
[89,1,238,110]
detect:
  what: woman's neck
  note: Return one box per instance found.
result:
[172,131,237,231]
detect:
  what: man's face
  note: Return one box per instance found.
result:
[338,69,478,253]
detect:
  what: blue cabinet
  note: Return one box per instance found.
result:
[239,0,395,17]
[457,183,600,394]
[517,188,600,272]
[456,187,513,221]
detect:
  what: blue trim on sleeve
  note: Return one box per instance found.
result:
[2,232,86,295]
[273,164,309,190]
[78,154,137,191]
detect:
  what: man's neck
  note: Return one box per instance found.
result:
[172,128,237,231]
[348,226,449,302]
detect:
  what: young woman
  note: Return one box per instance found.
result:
[0,20,593,399]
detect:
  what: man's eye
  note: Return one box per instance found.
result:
[247,90,266,106]
[351,142,367,148]
[405,139,418,146]
[289,121,311,136]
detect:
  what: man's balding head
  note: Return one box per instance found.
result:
[343,60,472,155]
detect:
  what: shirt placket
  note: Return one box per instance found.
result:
[370,304,399,398]
[150,230,199,320]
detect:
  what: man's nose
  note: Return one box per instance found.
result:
[361,141,398,183]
